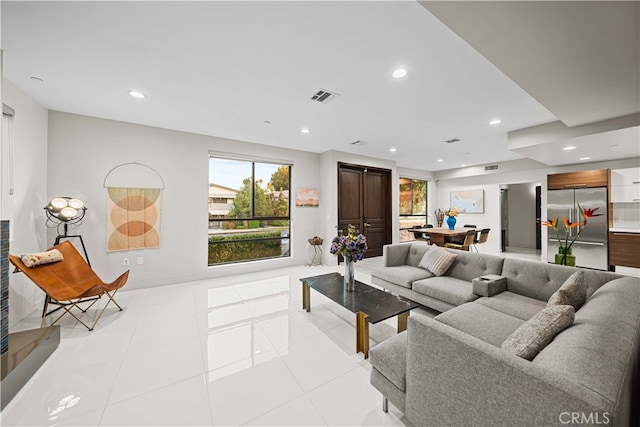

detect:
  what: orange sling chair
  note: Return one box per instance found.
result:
[9,240,130,331]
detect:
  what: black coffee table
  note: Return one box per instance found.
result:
[300,272,418,358]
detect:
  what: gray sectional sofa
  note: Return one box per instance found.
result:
[369,242,640,426]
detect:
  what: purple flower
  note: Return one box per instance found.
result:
[330,224,367,262]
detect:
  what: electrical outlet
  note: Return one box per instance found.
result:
[123,258,130,267]
[137,257,143,265]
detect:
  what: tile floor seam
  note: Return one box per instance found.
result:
[105,371,207,409]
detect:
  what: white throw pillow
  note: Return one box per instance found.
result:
[418,244,458,276]
[501,305,575,360]
[21,249,64,268]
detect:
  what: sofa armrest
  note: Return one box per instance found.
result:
[472,274,507,297]
[404,315,613,426]
[383,243,410,267]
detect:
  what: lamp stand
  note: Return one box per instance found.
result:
[54,223,90,266]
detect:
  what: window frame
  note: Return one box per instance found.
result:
[208,156,292,266]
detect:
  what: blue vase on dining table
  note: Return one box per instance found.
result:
[446,216,456,230]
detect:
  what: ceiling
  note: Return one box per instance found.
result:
[2,1,638,172]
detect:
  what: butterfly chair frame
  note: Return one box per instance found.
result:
[9,241,130,331]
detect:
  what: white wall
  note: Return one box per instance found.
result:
[2,79,49,326]
[47,111,323,290]
[507,182,538,249]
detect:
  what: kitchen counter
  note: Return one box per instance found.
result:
[609,228,640,233]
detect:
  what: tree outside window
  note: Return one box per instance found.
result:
[399,178,428,242]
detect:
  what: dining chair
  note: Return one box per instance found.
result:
[472,228,491,252]
[409,225,430,242]
[445,229,477,251]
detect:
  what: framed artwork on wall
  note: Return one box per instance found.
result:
[450,189,484,213]
[296,188,319,207]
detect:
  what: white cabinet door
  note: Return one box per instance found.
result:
[611,168,640,186]
[611,184,640,203]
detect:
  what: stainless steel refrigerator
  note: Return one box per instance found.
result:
[546,187,608,270]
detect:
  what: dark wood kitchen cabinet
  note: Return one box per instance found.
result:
[609,231,640,269]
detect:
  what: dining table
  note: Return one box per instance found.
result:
[412,227,479,247]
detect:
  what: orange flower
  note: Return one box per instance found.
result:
[562,217,579,229]
[542,218,558,229]
[578,204,602,226]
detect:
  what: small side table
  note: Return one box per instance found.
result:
[307,237,323,266]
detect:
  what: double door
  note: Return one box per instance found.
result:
[337,163,391,258]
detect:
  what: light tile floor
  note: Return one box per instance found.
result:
[2,262,417,427]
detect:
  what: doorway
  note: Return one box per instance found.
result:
[500,182,542,257]
[337,162,391,258]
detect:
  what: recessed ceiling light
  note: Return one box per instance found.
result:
[489,119,502,125]
[461,164,467,167]
[580,157,591,161]
[389,148,397,153]
[437,159,444,163]
[610,144,619,148]
[264,120,271,124]
[128,90,146,99]
[392,68,407,79]
[563,146,576,151]
[301,128,310,134]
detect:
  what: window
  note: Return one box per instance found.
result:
[399,177,428,242]
[208,157,291,265]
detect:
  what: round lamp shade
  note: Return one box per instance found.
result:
[45,197,86,223]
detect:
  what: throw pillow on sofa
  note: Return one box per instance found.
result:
[546,270,586,310]
[418,244,457,276]
[501,304,575,360]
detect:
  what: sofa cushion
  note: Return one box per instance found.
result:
[501,258,619,301]
[412,276,479,307]
[372,265,433,289]
[501,305,575,360]
[445,251,505,282]
[533,278,640,402]
[418,245,458,276]
[405,243,431,267]
[436,303,525,347]
[369,331,407,391]
[475,292,546,321]
[546,270,586,310]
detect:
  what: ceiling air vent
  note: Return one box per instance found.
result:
[351,140,369,147]
[485,164,499,171]
[443,138,460,144]
[310,89,340,103]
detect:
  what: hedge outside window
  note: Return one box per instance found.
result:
[208,157,291,265]
[399,178,428,242]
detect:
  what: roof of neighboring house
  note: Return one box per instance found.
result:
[209,183,239,198]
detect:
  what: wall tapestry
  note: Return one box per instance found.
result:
[295,188,319,207]
[106,187,161,251]
[450,189,484,213]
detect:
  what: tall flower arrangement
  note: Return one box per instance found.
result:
[543,204,601,265]
[330,224,368,263]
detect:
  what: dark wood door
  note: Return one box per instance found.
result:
[338,163,391,258]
